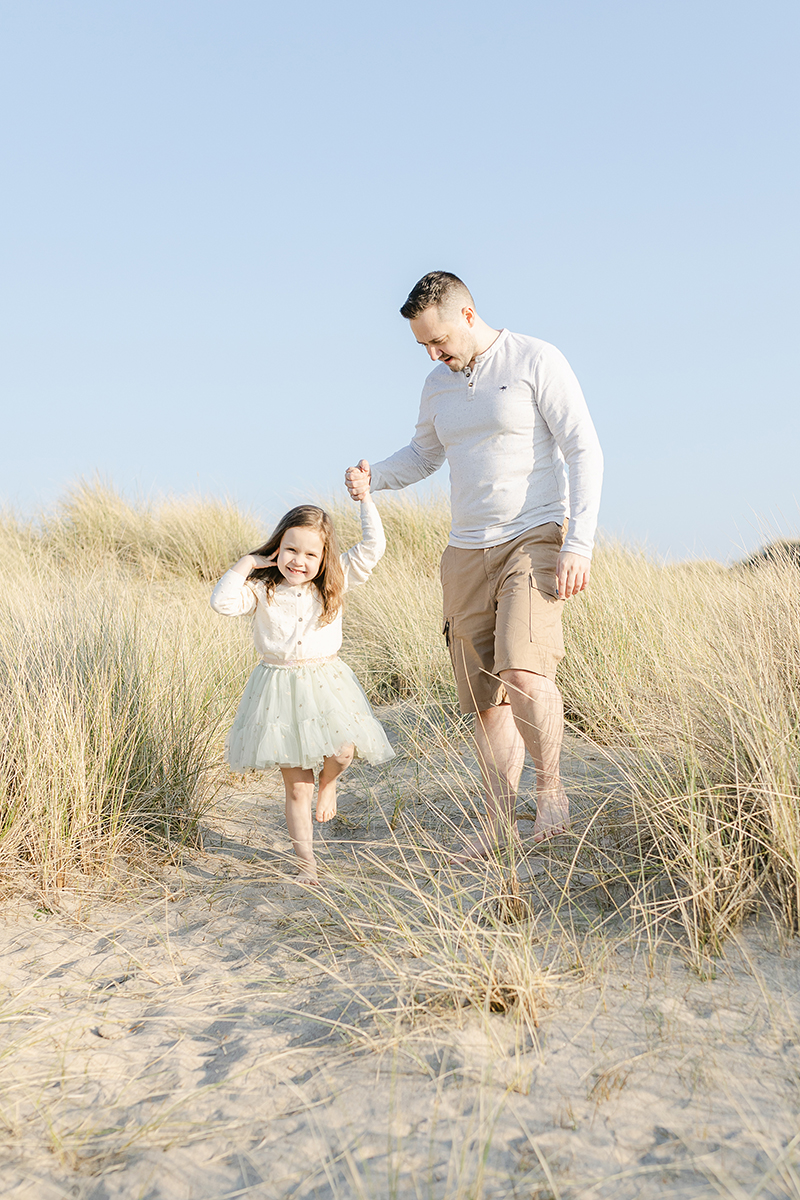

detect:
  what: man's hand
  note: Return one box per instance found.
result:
[556,551,591,599]
[345,459,371,501]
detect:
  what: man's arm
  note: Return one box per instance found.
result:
[532,345,603,593]
[526,344,602,598]
[346,388,446,500]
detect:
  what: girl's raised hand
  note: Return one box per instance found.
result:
[230,550,278,577]
[250,551,277,569]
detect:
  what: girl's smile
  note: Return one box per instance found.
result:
[276,526,325,585]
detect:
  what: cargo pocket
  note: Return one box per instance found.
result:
[529,572,558,641]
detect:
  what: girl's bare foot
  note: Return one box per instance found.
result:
[295,868,319,886]
[316,782,337,822]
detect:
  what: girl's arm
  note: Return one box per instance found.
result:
[210,555,266,616]
[340,495,386,589]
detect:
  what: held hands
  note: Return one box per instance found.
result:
[345,459,371,502]
[556,551,591,599]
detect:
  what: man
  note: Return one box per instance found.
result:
[346,271,603,859]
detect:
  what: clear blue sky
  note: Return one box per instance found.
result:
[1,0,797,561]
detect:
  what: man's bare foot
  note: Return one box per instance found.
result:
[316,783,337,822]
[450,826,523,865]
[450,833,493,865]
[532,787,570,844]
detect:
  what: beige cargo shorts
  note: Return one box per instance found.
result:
[440,522,567,714]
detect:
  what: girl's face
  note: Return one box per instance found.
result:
[276,526,325,585]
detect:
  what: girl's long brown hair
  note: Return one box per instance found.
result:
[248,505,344,625]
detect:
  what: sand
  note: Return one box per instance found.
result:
[1,714,799,1199]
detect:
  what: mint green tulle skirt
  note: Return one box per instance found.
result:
[225,657,395,773]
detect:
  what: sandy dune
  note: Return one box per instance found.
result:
[1,718,799,1199]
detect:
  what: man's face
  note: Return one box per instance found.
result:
[409,305,478,372]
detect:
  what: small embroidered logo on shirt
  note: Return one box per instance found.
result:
[500,385,507,391]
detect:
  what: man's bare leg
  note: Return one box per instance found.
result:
[451,704,525,862]
[499,669,569,842]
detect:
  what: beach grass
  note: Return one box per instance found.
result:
[0,479,263,888]
[1,478,799,965]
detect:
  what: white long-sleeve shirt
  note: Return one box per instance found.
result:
[370,330,603,557]
[209,498,385,664]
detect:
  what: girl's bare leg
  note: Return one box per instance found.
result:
[281,766,318,883]
[316,745,354,822]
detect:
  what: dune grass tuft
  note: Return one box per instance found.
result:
[39,476,264,582]
[0,486,262,889]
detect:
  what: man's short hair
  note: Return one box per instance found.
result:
[400,271,475,320]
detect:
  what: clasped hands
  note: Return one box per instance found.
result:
[345,459,371,502]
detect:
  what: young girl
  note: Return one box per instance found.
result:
[210,492,394,884]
